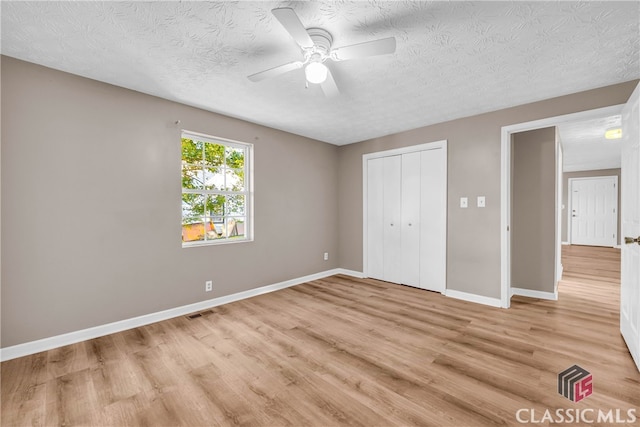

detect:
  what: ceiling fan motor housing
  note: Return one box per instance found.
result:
[306,28,333,56]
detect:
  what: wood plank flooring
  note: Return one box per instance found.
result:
[2,245,639,426]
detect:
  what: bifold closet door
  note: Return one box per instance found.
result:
[366,155,401,283]
[401,152,421,287]
[366,148,445,292]
[419,148,446,293]
[382,155,402,284]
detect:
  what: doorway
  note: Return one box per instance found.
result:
[500,104,624,308]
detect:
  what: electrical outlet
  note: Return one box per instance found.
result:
[205,280,213,292]
[460,197,468,208]
[324,252,329,261]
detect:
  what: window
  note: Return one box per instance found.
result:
[181,131,253,247]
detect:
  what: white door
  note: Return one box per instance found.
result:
[382,156,403,283]
[366,157,385,281]
[420,148,446,293]
[401,152,421,287]
[570,177,618,247]
[367,155,402,283]
[620,83,640,372]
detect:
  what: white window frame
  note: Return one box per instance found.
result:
[181,130,254,247]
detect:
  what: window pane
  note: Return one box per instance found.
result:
[182,222,205,242]
[226,195,245,216]
[211,218,225,239]
[207,195,225,219]
[204,167,224,190]
[182,164,204,189]
[203,218,221,241]
[182,193,205,221]
[218,217,238,239]
[229,217,245,239]
[204,143,225,168]
[181,139,203,164]
[225,147,245,169]
[225,168,245,191]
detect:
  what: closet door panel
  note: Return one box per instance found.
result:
[383,155,402,283]
[420,148,446,292]
[401,152,421,287]
[366,158,385,280]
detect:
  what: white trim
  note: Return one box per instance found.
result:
[0,268,361,362]
[181,129,250,150]
[180,130,254,248]
[558,263,564,282]
[440,143,448,293]
[511,287,558,301]
[362,140,447,161]
[562,241,571,245]
[362,139,447,286]
[500,125,511,308]
[334,268,365,278]
[444,289,502,308]
[500,104,624,310]
[555,135,563,289]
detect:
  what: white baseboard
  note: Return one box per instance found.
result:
[0,268,360,362]
[444,289,502,308]
[562,241,570,245]
[334,268,365,278]
[511,287,558,301]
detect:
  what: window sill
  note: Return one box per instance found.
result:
[182,238,254,248]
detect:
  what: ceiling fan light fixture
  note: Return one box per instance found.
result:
[305,61,328,84]
[605,128,622,140]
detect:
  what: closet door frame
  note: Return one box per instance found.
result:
[362,140,448,290]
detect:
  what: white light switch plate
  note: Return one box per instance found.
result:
[477,196,486,207]
[460,197,468,208]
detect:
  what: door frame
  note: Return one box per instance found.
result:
[500,105,623,308]
[567,176,618,246]
[362,140,448,284]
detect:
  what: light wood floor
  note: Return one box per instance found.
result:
[2,245,639,426]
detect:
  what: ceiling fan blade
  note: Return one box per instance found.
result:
[272,8,314,49]
[321,68,340,98]
[331,37,396,61]
[248,61,304,82]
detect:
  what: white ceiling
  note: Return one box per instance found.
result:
[1,1,639,146]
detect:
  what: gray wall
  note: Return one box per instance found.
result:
[1,57,339,348]
[562,168,621,244]
[2,54,637,348]
[511,128,556,293]
[337,80,638,299]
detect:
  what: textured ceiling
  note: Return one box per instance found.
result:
[558,113,623,172]
[1,1,639,145]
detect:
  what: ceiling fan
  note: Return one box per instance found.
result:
[248,7,396,97]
